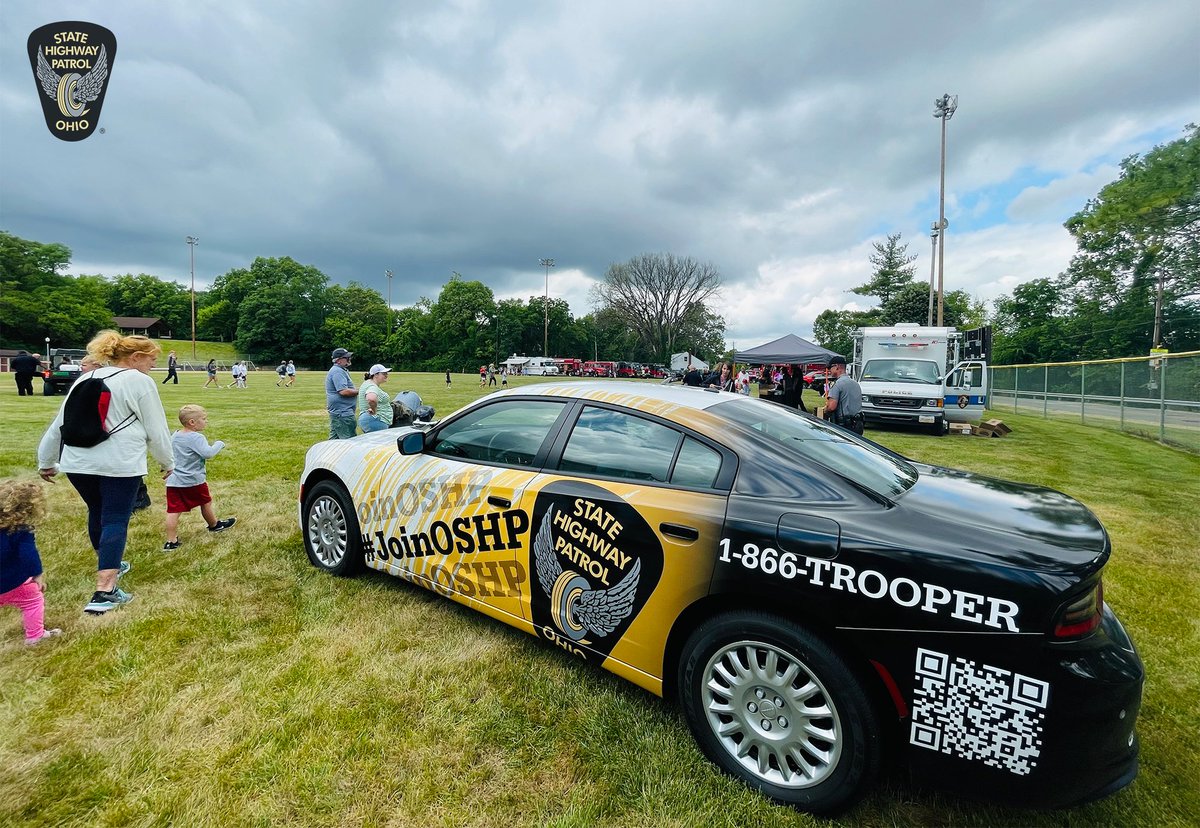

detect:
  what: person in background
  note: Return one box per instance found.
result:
[163,404,236,550]
[275,360,288,386]
[358,365,393,433]
[325,348,358,439]
[11,350,39,396]
[36,330,174,615]
[204,359,219,388]
[0,479,61,645]
[445,369,452,389]
[825,355,864,434]
[781,365,808,414]
[285,360,296,387]
[162,350,179,384]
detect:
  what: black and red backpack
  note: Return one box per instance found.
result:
[60,369,137,448]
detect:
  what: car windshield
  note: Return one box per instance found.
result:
[710,399,918,498]
[861,359,941,384]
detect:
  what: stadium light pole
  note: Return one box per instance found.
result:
[933,93,957,327]
[385,269,393,335]
[186,236,199,359]
[539,258,555,356]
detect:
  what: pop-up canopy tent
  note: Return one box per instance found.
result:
[733,333,843,365]
[670,352,709,371]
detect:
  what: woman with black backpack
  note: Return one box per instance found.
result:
[36,330,174,615]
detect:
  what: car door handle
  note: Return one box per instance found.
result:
[660,522,699,541]
[488,496,511,508]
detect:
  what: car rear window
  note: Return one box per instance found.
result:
[710,398,918,498]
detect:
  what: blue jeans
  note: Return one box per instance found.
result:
[358,412,389,433]
[67,473,141,571]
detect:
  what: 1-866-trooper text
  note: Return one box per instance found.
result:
[718,538,1021,632]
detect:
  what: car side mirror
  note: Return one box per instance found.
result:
[397,431,424,455]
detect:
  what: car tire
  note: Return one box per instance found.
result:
[678,611,880,814]
[302,479,364,576]
[43,383,54,396]
[930,417,946,436]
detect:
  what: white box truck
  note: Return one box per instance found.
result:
[851,324,988,434]
[525,357,560,376]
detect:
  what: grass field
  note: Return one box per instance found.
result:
[1,370,1197,827]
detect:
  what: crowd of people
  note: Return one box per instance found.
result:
[678,357,863,433]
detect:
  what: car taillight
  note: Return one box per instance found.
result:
[1053,579,1103,639]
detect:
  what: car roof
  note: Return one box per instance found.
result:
[484,380,738,413]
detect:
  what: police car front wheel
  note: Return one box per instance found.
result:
[678,611,880,814]
[303,480,364,576]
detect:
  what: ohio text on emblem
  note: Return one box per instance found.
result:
[27,21,117,141]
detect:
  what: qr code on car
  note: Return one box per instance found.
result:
[909,648,1049,775]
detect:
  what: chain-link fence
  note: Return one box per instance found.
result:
[989,351,1200,452]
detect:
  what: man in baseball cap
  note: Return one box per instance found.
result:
[825,355,864,434]
[325,347,358,438]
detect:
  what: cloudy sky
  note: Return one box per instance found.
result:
[2,1,1197,348]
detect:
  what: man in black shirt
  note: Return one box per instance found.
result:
[11,350,39,396]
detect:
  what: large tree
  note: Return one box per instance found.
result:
[851,233,917,308]
[592,253,723,362]
[1064,124,1200,350]
[429,275,497,371]
[109,273,192,336]
[0,233,114,348]
[221,257,330,364]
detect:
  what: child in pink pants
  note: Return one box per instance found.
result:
[0,479,60,645]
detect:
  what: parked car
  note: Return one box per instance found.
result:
[803,370,827,394]
[299,381,1142,815]
[41,348,88,395]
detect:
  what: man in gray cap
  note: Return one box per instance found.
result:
[325,348,358,439]
[825,355,864,435]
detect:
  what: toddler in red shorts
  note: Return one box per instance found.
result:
[164,404,236,551]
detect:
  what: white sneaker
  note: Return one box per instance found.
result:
[25,628,62,646]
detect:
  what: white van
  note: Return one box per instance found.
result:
[852,324,988,434]
[525,357,560,376]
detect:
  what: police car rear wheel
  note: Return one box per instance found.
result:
[303,480,363,576]
[678,611,879,814]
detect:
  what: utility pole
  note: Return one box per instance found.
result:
[539,258,555,356]
[186,236,199,359]
[933,93,957,326]
[926,222,942,326]
[385,270,393,335]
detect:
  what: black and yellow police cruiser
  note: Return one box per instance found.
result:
[299,381,1142,814]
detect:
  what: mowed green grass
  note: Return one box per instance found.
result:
[0,370,1196,828]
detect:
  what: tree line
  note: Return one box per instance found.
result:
[0,237,727,370]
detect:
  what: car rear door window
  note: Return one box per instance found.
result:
[432,400,566,466]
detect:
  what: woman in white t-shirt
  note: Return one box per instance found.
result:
[37,331,174,615]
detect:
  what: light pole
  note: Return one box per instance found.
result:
[385,270,393,335]
[539,258,555,356]
[186,236,199,359]
[926,221,944,326]
[933,93,957,327]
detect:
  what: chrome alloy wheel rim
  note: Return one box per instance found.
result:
[308,494,347,567]
[701,641,843,789]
